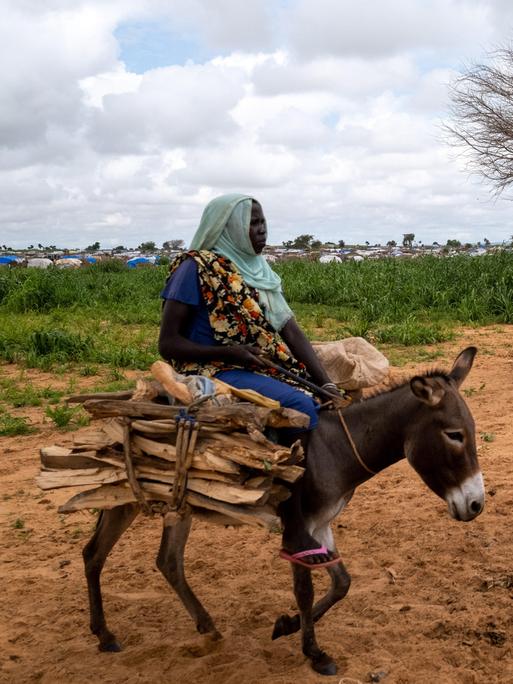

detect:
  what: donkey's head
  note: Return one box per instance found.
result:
[405,347,484,522]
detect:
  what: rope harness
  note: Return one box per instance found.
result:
[335,408,377,476]
[121,412,199,517]
[170,416,199,512]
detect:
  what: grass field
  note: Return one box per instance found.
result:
[1,253,512,371]
[0,252,511,434]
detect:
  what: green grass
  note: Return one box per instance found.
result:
[0,378,62,407]
[45,404,90,430]
[0,253,512,371]
[480,432,496,443]
[276,252,513,325]
[0,411,37,436]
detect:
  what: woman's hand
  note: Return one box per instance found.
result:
[222,345,266,367]
[159,300,267,368]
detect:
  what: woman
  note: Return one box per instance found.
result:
[159,193,337,565]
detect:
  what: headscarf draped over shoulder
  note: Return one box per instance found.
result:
[189,193,292,332]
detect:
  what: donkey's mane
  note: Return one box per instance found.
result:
[362,368,452,401]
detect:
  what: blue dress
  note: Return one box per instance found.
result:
[161,258,319,429]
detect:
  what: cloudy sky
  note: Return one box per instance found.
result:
[2,0,513,249]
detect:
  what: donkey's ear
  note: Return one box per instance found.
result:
[449,346,477,387]
[410,376,445,406]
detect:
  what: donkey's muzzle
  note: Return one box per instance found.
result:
[445,471,485,522]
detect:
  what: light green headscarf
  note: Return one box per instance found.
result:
[190,193,293,331]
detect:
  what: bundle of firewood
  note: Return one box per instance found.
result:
[38,384,308,529]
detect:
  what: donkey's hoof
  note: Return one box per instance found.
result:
[272,614,300,640]
[99,641,122,653]
[196,621,220,637]
[312,652,337,676]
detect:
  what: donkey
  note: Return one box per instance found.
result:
[82,347,484,676]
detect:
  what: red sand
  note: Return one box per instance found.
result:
[1,327,513,683]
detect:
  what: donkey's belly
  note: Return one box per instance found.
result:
[305,491,353,551]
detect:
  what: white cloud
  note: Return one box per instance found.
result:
[1,0,513,249]
[87,62,246,154]
[287,0,491,58]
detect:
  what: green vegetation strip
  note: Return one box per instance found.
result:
[0,254,512,371]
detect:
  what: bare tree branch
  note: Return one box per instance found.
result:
[445,46,513,194]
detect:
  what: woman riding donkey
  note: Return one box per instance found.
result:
[159,193,340,568]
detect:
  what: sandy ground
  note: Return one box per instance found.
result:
[1,327,513,684]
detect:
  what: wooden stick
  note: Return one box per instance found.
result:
[185,492,280,529]
[37,467,126,489]
[58,484,281,528]
[83,399,310,430]
[58,483,137,512]
[136,466,240,484]
[67,390,134,403]
[40,450,117,471]
[122,419,152,516]
[170,419,187,510]
[130,379,161,402]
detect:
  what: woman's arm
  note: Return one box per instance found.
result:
[159,299,265,367]
[280,317,332,387]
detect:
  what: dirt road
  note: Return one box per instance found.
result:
[1,327,512,683]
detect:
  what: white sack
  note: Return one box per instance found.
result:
[313,337,389,390]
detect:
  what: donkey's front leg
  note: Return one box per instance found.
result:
[157,508,220,638]
[273,561,351,639]
[292,565,337,676]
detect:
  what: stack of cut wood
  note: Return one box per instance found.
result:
[38,393,308,529]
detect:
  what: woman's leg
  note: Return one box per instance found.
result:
[215,369,319,432]
[215,370,333,564]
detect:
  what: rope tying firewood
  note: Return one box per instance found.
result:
[122,418,153,516]
[170,415,200,512]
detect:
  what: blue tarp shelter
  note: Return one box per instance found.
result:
[127,257,153,268]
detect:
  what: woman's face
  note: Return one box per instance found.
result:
[249,201,267,254]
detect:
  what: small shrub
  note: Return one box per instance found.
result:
[29,329,91,360]
[45,404,89,430]
[375,319,452,346]
[0,380,63,408]
[89,259,128,273]
[79,365,98,377]
[480,432,495,443]
[0,413,37,436]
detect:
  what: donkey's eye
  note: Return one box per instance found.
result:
[445,430,464,443]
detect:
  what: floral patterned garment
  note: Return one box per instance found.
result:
[165,250,308,383]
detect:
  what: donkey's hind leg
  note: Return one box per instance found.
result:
[83,503,139,651]
[272,560,351,640]
[157,509,220,638]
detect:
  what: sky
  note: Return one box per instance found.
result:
[2,0,513,250]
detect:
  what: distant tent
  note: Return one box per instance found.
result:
[84,256,97,264]
[319,254,342,263]
[61,254,83,260]
[0,255,21,265]
[127,257,154,268]
[55,258,82,269]
[27,257,52,269]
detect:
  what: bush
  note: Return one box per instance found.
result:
[29,329,91,360]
